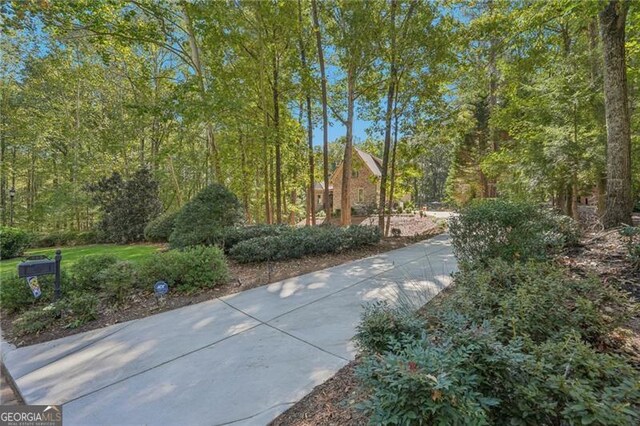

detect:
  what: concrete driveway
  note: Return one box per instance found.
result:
[2,234,456,426]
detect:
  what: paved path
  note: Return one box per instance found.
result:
[2,234,456,426]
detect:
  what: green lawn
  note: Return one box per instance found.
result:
[0,244,162,278]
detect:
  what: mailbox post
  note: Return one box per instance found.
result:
[17,250,62,300]
[54,249,61,299]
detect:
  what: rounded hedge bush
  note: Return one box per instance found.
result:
[0,226,32,259]
[139,246,229,292]
[449,199,580,264]
[229,225,381,263]
[221,224,290,251]
[169,184,244,248]
[144,211,179,242]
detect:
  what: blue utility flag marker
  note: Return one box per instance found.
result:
[27,276,42,298]
[154,281,169,296]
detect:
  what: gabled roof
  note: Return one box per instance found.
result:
[354,147,383,177]
[329,147,384,184]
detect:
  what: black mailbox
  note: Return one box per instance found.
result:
[17,250,62,300]
[18,259,56,277]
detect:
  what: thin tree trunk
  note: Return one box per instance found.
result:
[311,0,330,222]
[290,190,297,225]
[264,129,272,224]
[571,177,579,221]
[379,0,397,232]
[183,2,220,183]
[600,0,632,228]
[298,0,315,226]
[386,107,400,237]
[167,156,183,207]
[273,52,282,224]
[341,66,355,226]
[239,132,251,222]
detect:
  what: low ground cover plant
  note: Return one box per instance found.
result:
[228,225,381,263]
[12,293,99,336]
[619,225,640,270]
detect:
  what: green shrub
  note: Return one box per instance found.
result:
[0,227,32,259]
[63,293,99,328]
[449,199,579,264]
[221,224,290,251]
[448,260,632,345]
[506,334,640,425]
[97,261,138,304]
[13,293,99,335]
[619,226,640,269]
[354,301,425,354]
[144,211,179,242]
[13,302,65,336]
[357,315,640,426]
[0,272,69,314]
[1,275,42,314]
[357,316,525,425]
[228,225,381,263]
[139,246,228,292]
[35,230,101,247]
[71,254,119,292]
[169,184,244,248]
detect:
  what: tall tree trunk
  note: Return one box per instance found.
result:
[600,0,632,228]
[385,107,400,236]
[487,36,499,198]
[183,2,220,183]
[269,147,276,223]
[341,66,355,226]
[298,0,315,226]
[273,52,282,224]
[588,18,608,219]
[167,156,183,207]
[263,113,272,224]
[379,0,397,232]
[311,0,331,222]
[290,189,297,225]
[239,132,251,222]
[571,177,579,221]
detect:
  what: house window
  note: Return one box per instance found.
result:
[352,170,359,178]
[317,194,322,203]
[358,188,364,203]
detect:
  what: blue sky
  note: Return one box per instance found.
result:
[311,116,370,147]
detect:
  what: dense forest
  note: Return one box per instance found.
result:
[0,0,638,232]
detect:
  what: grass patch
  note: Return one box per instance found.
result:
[0,244,161,278]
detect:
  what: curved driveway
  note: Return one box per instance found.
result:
[3,234,456,426]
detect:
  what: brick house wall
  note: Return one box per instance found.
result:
[331,154,380,213]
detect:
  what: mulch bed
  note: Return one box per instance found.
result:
[0,227,441,349]
[271,218,640,425]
